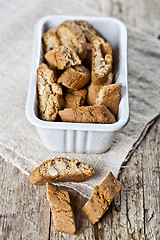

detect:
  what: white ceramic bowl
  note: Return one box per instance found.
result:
[26,15,129,153]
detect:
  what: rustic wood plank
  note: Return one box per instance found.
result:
[0,158,50,240]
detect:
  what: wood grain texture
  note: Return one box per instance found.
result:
[0,117,159,239]
[0,160,50,240]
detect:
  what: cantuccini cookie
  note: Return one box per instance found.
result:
[64,88,87,108]
[87,72,113,106]
[45,46,81,70]
[46,183,76,234]
[42,29,61,53]
[99,172,123,205]
[57,20,87,60]
[95,83,122,116]
[37,63,65,121]
[92,36,112,84]
[58,65,90,90]
[82,172,123,224]
[59,106,116,124]
[64,94,83,108]
[74,20,100,42]
[28,157,95,185]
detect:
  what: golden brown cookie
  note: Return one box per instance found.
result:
[58,65,90,90]
[64,94,83,108]
[44,46,81,70]
[42,29,61,53]
[87,72,113,106]
[46,183,76,234]
[59,106,116,124]
[74,20,100,42]
[82,172,122,224]
[37,64,65,121]
[57,20,87,60]
[95,83,122,116]
[92,36,112,84]
[28,157,95,185]
[99,172,123,205]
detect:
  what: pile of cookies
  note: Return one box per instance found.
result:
[37,20,122,124]
[29,157,122,234]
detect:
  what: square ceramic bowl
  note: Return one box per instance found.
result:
[26,15,129,153]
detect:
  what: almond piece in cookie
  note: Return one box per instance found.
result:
[46,183,76,234]
[57,20,86,60]
[58,65,90,90]
[95,83,122,116]
[45,46,81,70]
[28,157,95,185]
[92,36,112,84]
[42,29,61,53]
[87,72,113,106]
[82,172,122,224]
[37,64,65,121]
[59,106,116,124]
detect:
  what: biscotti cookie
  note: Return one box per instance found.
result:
[64,88,87,108]
[74,20,100,42]
[92,36,112,84]
[87,72,113,106]
[64,94,83,108]
[82,185,108,224]
[57,20,86,60]
[45,46,81,70]
[28,157,95,184]
[58,65,90,90]
[59,106,116,124]
[99,172,123,205]
[69,89,87,105]
[37,64,65,121]
[82,172,122,224]
[42,29,61,53]
[46,183,76,234]
[95,83,122,116]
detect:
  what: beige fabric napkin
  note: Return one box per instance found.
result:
[0,1,160,199]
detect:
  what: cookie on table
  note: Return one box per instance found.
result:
[99,171,123,205]
[37,63,65,121]
[87,72,113,106]
[28,157,95,185]
[42,29,61,53]
[57,20,87,60]
[44,46,81,70]
[95,83,122,116]
[46,183,76,234]
[59,106,116,124]
[58,65,90,90]
[92,36,112,84]
[82,172,123,224]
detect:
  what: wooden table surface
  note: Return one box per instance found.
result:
[0,117,159,240]
[0,1,160,239]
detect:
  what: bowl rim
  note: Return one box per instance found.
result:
[26,15,129,132]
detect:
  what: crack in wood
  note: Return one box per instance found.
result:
[48,208,52,240]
